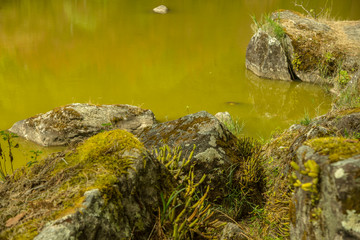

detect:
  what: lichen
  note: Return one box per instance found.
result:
[305,137,360,162]
[342,210,360,233]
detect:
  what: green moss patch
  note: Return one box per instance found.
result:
[305,137,360,162]
[338,108,360,116]
[0,129,144,239]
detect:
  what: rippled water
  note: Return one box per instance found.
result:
[0,0,359,169]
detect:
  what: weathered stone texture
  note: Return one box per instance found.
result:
[291,144,360,239]
[246,30,292,81]
[9,103,155,146]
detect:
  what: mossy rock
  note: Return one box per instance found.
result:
[0,129,174,240]
[305,137,360,162]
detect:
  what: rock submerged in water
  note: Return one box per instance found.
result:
[8,103,155,147]
[153,5,169,14]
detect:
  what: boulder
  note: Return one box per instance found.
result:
[246,10,360,87]
[0,130,174,239]
[139,111,242,199]
[259,108,360,238]
[153,5,169,14]
[277,10,360,84]
[9,103,155,146]
[245,30,292,81]
[290,139,360,239]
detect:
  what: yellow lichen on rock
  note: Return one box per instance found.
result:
[305,137,360,162]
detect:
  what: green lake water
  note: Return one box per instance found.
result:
[1,0,359,170]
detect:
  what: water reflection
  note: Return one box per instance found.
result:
[246,70,329,120]
[0,0,358,139]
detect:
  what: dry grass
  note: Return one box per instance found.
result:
[0,152,69,238]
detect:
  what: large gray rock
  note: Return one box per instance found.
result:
[9,103,155,146]
[139,111,242,199]
[290,141,360,239]
[246,10,360,87]
[245,30,292,81]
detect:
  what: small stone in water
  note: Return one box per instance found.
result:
[153,5,169,14]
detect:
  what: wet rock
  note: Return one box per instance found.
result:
[245,30,292,81]
[153,5,168,14]
[9,103,155,146]
[290,142,360,239]
[139,111,242,199]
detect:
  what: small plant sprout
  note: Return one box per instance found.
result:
[101,122,113,131]
[292,53,302,71]
[250,13,285,40]
[27,150,43,167]
[222,116,245,138]
[338,69,350,86]
[300,111,312,126]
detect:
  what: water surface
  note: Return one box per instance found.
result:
[1,0,359,169]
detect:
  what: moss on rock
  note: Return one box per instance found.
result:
[0,129,145,239]
[338,107,360,116]
[305,137,360,162]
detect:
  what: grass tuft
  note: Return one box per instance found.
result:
[251,14,285,40]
